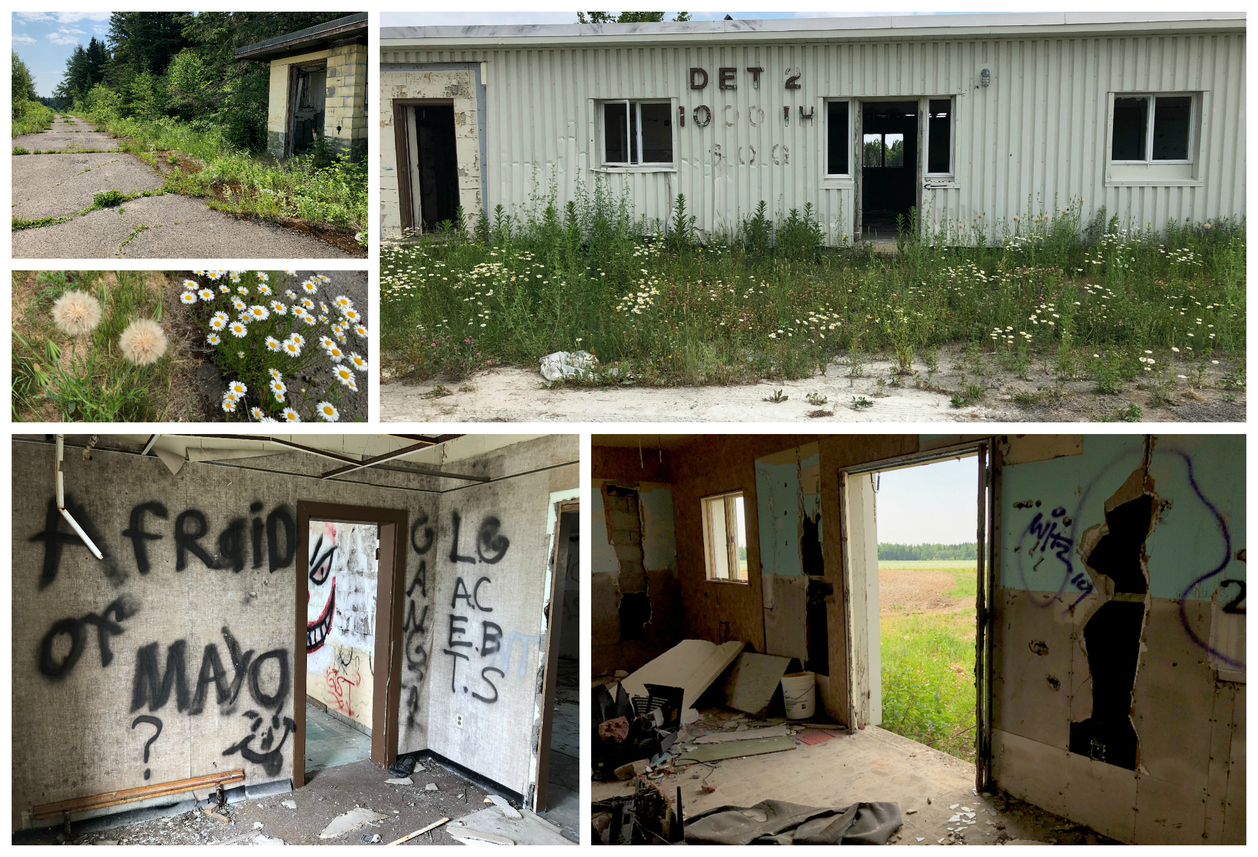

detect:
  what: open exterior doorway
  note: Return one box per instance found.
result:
[391,99,460,234]
[841,442,996,789]
[857,100,920,239]
[286,61,327,157]
[293,502,408,789]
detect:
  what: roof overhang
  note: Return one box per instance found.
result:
[237,12,368,62]
[382,12,1245,50]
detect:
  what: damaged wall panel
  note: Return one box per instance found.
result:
[591,477,681,675]
[993,434,1245,844]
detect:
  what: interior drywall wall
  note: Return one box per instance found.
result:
[591,477,680,675]
[305,520,378,732]
[409,436,578,803]
[12,434,577,828]
[667,434,919,726]
[992,434,1245,844]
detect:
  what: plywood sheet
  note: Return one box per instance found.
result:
[722,652,792,715]
[677,735,795,763]
[619,639,745,710]
[762,574,807,662]
[1133,772,1207,844]
[694,724,791,744]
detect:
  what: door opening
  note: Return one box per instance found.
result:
[859,100,919,239]
[303,520,378,776]
[841,444,995,789]
[287,62,327,157]
[294,503,407,789]
[408,103,459,232]
[531,501,579,839]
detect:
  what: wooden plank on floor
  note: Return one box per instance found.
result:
[677,735,796,763]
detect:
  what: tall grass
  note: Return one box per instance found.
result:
[78,110,366,233]
[383,188,1245,388]
[12,100,54,137]
[881,611,976,763]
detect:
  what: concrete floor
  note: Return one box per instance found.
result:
[305,702,372,775]
[593,710,1115,845]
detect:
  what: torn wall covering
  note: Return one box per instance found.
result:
[592,479,680,674]
[993,434,1245,844]
[11,435,577,829]
[306,521,379,733]
[754,444,825,669]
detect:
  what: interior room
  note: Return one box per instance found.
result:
[11,433,578,846]
[591,433,1244,846]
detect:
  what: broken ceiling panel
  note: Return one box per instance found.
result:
[720,652,792,715]
[619,640,744,710]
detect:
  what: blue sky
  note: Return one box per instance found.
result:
[875,457,978,545]
[12,12,113,97]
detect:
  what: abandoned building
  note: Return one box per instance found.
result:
[12,433,578,845]
[592,433,1245,845]
[379,13,1244,242]
[237,13,369,161]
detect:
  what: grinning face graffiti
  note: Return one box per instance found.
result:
[306,524,338,653]
[223,709,296,778]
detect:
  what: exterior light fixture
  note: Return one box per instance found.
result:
[981,69,991,87]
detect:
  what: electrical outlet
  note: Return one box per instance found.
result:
[455,713,464,728]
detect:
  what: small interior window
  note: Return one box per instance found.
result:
[702,492,748,582]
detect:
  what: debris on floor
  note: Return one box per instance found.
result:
[449,802,573,846]
[318,806,388,840]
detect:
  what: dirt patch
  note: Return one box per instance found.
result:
[382,342,1244,423]
[878,569,967,615]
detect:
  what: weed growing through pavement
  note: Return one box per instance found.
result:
[382,187,1244,402]
[182,271,368,422]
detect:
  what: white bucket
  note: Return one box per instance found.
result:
[781,671,816,720]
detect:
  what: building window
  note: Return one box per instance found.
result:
[827,100,850,175]
[1111,94,1194,163]
[702,491,748,583]
[602,100,672,166]
[926,98,952,174]
[863,132,904,168]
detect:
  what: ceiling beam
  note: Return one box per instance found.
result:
[321,442,489,482]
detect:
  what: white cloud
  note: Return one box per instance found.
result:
[14,12,54,22]
[13,33,36,44]
[48,29,86,46]
[54,12,111,24]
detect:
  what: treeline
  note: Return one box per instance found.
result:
[12,52,55,135]
[878,543,978,561]
[52,12,353,152]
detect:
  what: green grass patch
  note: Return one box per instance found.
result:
[383,188,1245,386]
[12,100,54,136]
[881,611,976,763]
[84,112,366,232]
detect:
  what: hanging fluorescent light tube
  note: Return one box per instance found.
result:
[55,434,103,560]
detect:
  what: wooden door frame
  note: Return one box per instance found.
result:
[294,502,408,789]
[391,97,455,234]
[532,499,579,810]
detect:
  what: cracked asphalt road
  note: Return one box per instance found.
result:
[12,115,356,259]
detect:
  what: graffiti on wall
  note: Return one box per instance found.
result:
[32,495,298,781]
[401,512,435,742]
[306,521,378,728]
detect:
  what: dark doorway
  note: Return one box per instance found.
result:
[860,101,919,239]
[288,62,327,157]
[412,103,459,231]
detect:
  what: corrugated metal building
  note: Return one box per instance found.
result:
[380,13,1245,244]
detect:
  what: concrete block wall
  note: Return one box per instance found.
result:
[325,42,368,161]
[992,434,1245,844]
[265,45,367,162]
[11,435,576,827]
[380,69,482,238]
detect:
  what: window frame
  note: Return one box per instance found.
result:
[599,98,675,169]
[924,97,955,177]
[1109,92,1197,166]
[701,490,749,584]
[825,99,852,178]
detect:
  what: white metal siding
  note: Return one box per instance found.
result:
[382,31,1244,244]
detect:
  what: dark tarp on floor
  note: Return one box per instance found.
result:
[684,799,902,845]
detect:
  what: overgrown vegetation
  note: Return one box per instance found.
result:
[181,270,368,422]
[382,184,1245,402]
[879,562,977,763]
[12,52,55,137]
[12,271,181,421]
[23,13,366,235]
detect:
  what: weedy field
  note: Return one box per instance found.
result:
[382,186,1244,420]
[878,560,978,763]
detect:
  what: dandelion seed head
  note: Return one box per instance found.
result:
[51,290,103,337]
[119,319,168,366]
